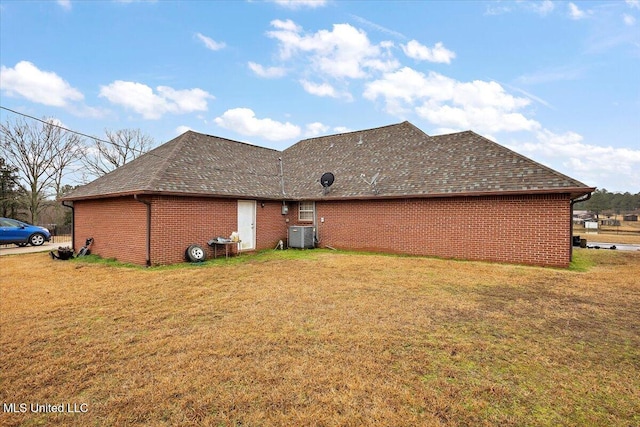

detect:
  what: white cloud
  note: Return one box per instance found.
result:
[509,129,640,190]
[266,20,399,79]
[114,0,158,3]
[57,0,71,10]
[568,3,587,20]
[626,0,640,10]
[349,14,407,40]
[196,33,226,51]
[516,64,586,85]
[531,0,555,16]
[364,67,539,134]
[99,81,213,119]
[364,67,444,115]
[214,108,301,141]
[484,4,513,16]
[305,122,330,137]
[0,61,84,107]
[176,125,193,135]
[270,18,302,32]
[300,80,338,98]
[507,85,554,109]
[486,0,555,16]
[419,104,539,133]
[401,40,456,64]
[270,0,327,9]
[623,13,636,25]
[157,86,211,112]
[68,104,108,119]
[248,62,287,78]
[333,126,351,133]
[44,117,66,128]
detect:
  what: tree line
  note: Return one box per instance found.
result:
[574,189,640,219]
[1,117,153,224]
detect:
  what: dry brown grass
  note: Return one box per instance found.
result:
[1,249,639,426]
[574,219,640,245]
[574,231,640,245]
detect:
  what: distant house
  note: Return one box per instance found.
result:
[623,214,638,222]
[62,121,594,267]
[573,210,594,220]
[585,220,599,231]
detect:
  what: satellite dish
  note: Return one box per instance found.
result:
[320,172,335,188]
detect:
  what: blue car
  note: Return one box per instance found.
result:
[0,217,52,247]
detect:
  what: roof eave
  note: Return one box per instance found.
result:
[293,187,596,201]
[62,186,595,203]
[61,189,286,202]
[60,187,596,202]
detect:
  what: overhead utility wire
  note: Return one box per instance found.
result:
[0,105,280,179]
[1,105,115,147]
[0,105,176,165]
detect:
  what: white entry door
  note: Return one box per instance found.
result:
[237,200,256,251]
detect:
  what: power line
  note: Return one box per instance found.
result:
[0,105,173,163]
[0,105,282,179]
[1,105,114,146]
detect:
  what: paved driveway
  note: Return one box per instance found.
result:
[0,240,72,256]
[583,242,640,251]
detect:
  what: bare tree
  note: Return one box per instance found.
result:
[82,128,154,178]
[50,136,83,227]
[0,117,83,223]
[51,136,83,198]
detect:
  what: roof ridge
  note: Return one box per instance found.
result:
[145,132,192,191]
[465,131,590,187]
[432,129,474,137]
[289,121,411,147]
[401,120,432,138]
[186,130,283,153]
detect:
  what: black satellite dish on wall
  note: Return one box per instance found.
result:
[320,172,335,188]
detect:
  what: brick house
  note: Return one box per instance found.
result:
[62,121,594,267]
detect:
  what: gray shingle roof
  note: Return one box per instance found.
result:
[64,121,593,201]
[284,122,592,199]
[65,131,283,200]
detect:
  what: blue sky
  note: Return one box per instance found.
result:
[1,0,639,192]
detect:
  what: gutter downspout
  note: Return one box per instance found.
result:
[134,195,152,267]
[278,157,286,197]
[278,157,291,246]
[570,192,592,261]
[61,201,74,251]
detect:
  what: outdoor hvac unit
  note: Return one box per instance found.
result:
[288,226,315,249]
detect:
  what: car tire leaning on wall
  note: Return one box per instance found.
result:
[185,244,206,263]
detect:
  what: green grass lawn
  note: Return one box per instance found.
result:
[1,249,639,426]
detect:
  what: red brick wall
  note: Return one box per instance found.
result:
[149,196,237,265]
[312,194,572,267]
[74,194,571,267]
[256,201,290,251]
[73,196,291,265]
[73,198,148,265]
[150,197,288,264]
